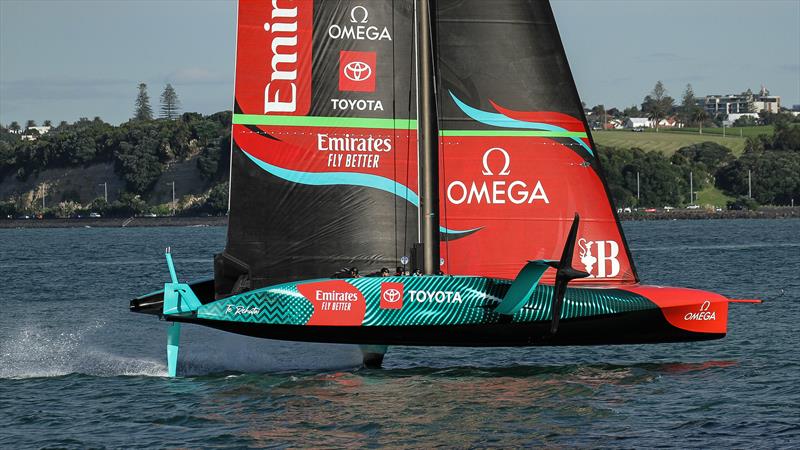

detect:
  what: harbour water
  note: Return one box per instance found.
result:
[0,220,797,447]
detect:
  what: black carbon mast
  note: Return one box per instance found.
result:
[416,0,440,274]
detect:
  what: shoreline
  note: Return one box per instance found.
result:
[0,208,797,229]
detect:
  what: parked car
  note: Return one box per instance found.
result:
[686,205,700,210]
[89,212,102,218]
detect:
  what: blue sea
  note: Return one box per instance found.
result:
[0,219,798,448]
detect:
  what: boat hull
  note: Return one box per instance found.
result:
[132,276,731,346]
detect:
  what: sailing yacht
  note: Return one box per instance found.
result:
[131,0,759,376]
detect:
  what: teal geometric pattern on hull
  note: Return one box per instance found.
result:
[197,276,654,326]
[198,281,315,325]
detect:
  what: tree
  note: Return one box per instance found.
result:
[204,182,229,214]
[159,83,181,120]
[622,106,641,118]
[43,120,52,127]
[642,81,675,132]
[9,121,21,133]
[590,104,606,129]
[134,83,153,121]
[680,84,698,126]
[26,119,37,128]
[692,108,708,134]
[742,89,757,113]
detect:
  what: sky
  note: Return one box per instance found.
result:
[1,0,798,125]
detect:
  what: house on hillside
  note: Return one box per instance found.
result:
[21,126,51,141]
[658,116,682,128]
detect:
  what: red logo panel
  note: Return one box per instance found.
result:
[624,285,729,334]
[234,0,313,115]
[380,282,404,310]
[297,280,366,326]
[339,51,376,92]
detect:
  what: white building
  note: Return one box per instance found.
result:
[624,118,652,129]
[21,126,51,141]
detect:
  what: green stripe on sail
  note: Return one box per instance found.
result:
[233,113,415,129]
[440,130,587,138]
[233,114,587,138]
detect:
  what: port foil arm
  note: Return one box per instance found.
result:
[495,260,554,316]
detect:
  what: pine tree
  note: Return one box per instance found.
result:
[159,83,181,120]
[681,84,698,126]
[134,83,153,121]
[9,121,21,133]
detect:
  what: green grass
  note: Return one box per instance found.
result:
[661,125,774,139]
[695,186,732,208]
[592,130,747,156]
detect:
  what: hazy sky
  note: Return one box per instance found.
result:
[1,0,798,125]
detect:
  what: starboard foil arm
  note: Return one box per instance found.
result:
[163,248,202,316]
[163,248,202,377]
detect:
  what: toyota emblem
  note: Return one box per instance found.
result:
[382,288,401,303]
[343,61,372,82]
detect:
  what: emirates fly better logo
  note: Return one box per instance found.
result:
[339,51,376,92]
[380,282,403,309]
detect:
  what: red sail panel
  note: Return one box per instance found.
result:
[434,0,638,284]
[438,135,635,284]
[235,0,313,116]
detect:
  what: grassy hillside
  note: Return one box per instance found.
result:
[695,186,733,207]
[592,130,747,156]
[662,125,774,139]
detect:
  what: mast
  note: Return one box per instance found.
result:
[416,0,440,274]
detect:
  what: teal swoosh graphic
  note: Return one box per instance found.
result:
[241,150,481,237]
[449,91,593,156]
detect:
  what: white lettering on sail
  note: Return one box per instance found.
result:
[330,98,384,112]
[317,133,392,169]
[447,148,549,205]
[263,1,299,113]
[327,5,392,42]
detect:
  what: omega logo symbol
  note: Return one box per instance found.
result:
[382,288,401,303]
[482,147,511,176]
[344,61,372,82]
[350,5,369,23]
[700,300,711,311]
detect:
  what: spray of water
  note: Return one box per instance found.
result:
[0,321,363,379]
[0,322,165,379]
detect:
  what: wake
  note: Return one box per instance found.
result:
[0,322,165,379]
[0,322,362,379]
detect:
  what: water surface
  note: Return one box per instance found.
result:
[0,220,797,447]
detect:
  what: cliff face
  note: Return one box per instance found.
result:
[0,156,210,210]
